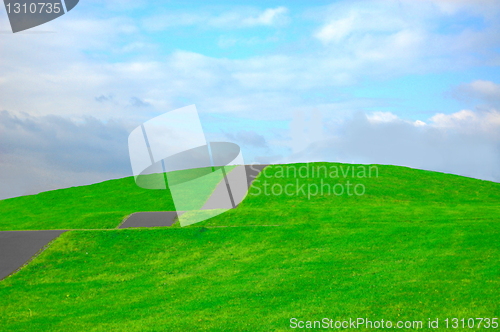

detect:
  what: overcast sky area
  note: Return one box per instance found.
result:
[1,0,500,199]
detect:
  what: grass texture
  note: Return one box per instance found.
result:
[0,162,499,331]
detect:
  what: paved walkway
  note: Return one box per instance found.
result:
[118,211,183,228]
[0,230,66,280]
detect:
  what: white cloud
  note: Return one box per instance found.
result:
[453,80,500,106]
[312,1,412,45]
[1,2,498,123]
[367,111,399,123]
[430,109,476,127]
[312,0,500,72]
[3,106,499,200]
[421,0,500,18]
[314,15,356,44]
[279,108,500,183]
[469,80,500,97]
[241,7,289,27]
[143,6,289,31]
[430,109,500,137]
[0,110,135,199]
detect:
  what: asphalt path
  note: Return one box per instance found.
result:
[0,230,66,280]
[119,211,184,228]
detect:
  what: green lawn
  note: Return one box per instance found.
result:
[194,163,500,228]
[0,175,174,231]
[0,162,499,331]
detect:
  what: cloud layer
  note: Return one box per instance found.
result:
[0,111,133,199]
[286,107,500,182]
[1,0,499,121]
[1,1,500,199]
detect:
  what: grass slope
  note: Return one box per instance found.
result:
[0,176,174,231]
[0,162,499,331]
[194,163,500,228]
[0,165,235,231]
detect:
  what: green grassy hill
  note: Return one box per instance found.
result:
[0,175,175,231]
[1,163,499,331]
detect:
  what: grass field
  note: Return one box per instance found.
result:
[0,162,499,331]
[0,175,174,231]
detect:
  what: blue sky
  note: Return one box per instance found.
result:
[0,0,499,199]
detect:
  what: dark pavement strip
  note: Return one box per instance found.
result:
[0,230,66,280]
[244,164,269,188]
[119,164,269,229]
[119,211,184,228]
